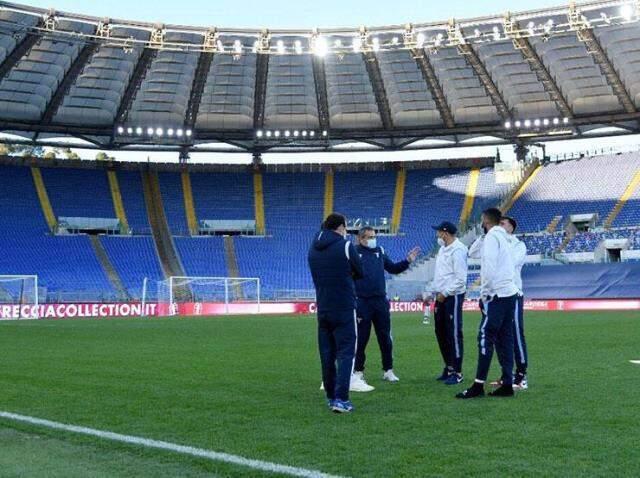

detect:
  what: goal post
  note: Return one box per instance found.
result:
[0,275,39,319]
[151,276,261,316]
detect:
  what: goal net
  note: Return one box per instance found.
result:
[0,275,39,319]
[151,276,261,316]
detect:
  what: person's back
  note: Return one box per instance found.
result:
[308,229,360,313]
[307,213,363,414]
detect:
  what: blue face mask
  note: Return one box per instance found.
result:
[366,238,377,249]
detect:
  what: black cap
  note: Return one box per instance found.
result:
[432,221,457,235]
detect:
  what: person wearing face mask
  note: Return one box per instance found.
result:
[308,213,364,413]
[456,208,518,399]
[350,226,420,391]
[431,221,468,385]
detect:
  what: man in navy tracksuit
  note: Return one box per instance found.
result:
[351,226,420,391]
[308,213,364,414]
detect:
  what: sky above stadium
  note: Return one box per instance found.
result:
[24,0,562,29]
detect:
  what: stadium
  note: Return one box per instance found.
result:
[0,0,638,476]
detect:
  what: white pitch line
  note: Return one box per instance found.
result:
[0,411,345,478]
[630,360,640,364]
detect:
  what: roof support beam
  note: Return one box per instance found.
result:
[311,55,330,132]
[567,6,636,114]
[0,32,41,81]
[42,41,99,124]
[412,48,455,128]
[447,18,510,120]
[253,31,270,130]
[185,50,214,129]
[362,50,394,130]
[115,47,158,124]
[504,14,574,119]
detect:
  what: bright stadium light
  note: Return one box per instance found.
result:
[621,4,634,21]
[155,127,163,136]
[167,128,174,136]
[284,130,291,137]
[186,129,193,137]
[294,40,303,54]
[372,37,380,52]
[310,131,315,137]
[277,39,285,55]
[322,130,328,137]
[524,119,531,128]
[563,117,570,124]
[117,126,124,134]
[534,119,541,127]
[302,130,308,137]
[416,32,426,48]
[293,130,299,137]
[504,121,512,129]
[265,130,272,138]
[543,118,550,126]
[256,130,263,138]
[314,36,328,57]
[146,127,154,135]
[274,130,280,137]
[514,120,521,128]
[233,40,242,55]
[126,127,133,134]
[553,117,560,125]
[177,128,184,137]
[136,127,143,135]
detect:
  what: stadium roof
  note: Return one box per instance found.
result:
[1,0,640,155]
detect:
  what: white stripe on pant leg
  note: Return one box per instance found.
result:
[479,301,489,355]
[0,411,344,478]
[453,295,460,359]
[351,309,358,376]
[514,297,525,365]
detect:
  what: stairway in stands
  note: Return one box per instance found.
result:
[89,235,130,300]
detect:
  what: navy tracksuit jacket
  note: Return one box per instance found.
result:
[353,245,409,372]
[308,230,363,401]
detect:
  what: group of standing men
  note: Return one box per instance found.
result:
[308,208,528,413]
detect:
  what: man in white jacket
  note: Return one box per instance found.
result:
[431,221,468,385]
[500,216,528,390]
[457,208,518,399]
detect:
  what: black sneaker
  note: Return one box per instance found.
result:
[513,372,528,391]
[455,382,485,399]
[436,367,450,381]
[489,384,515,397]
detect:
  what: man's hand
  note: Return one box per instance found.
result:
[436,293,446,303]
[406,246,421,263]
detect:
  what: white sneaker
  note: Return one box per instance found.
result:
[350,373,375,392]
[383,369,400,382]
[320,381,324,391]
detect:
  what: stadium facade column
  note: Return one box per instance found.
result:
[252,157,266,236]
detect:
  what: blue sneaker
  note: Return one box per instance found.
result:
[331,400,354,413]
[436,368,451,381]
[444,373,463,385]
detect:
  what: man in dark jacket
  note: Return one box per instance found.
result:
[308,213,364,413]
[351,226,420,391]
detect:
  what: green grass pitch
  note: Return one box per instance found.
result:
[0,310,639,477]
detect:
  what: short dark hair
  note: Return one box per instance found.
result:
[502,215,517,232]
[482,207,502,226]
[358,226,375,238]
[323,213,347,231]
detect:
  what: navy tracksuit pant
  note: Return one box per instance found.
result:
[354,296,393,372]
[513,295,528,374]
[434,293,465,373]
[318,309,357,401]
[476,295,517,385]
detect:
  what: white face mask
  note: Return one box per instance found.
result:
[437,237,446,248]
[366,238,377,249]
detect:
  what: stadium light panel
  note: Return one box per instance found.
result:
[277,40,285,55]
[504,121,511,129]
[135,127,143,135]
[274,130,281,138]
[186,129,193,137]
[294,40,303,54]
[302,130,308,137]
[146,127,154,135]
[543,118,550,126]
[265,130,272,138]
[314,36,328,57]
[563,117,570,124]
[167,128,174,136]
[155,127,163,136]
[117,126,124,134]
[534,119,541,127]
[177,129,184,137]
[284,130,291,137]
[293,130,299,137]
[126,127,133,135]
[372,37,380,51]
[524,119,531,128]
[256,130,263,138]
[514,120,521,128]
[310,131,315,137]
[322,130,328,137]
[553,118,560,125]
